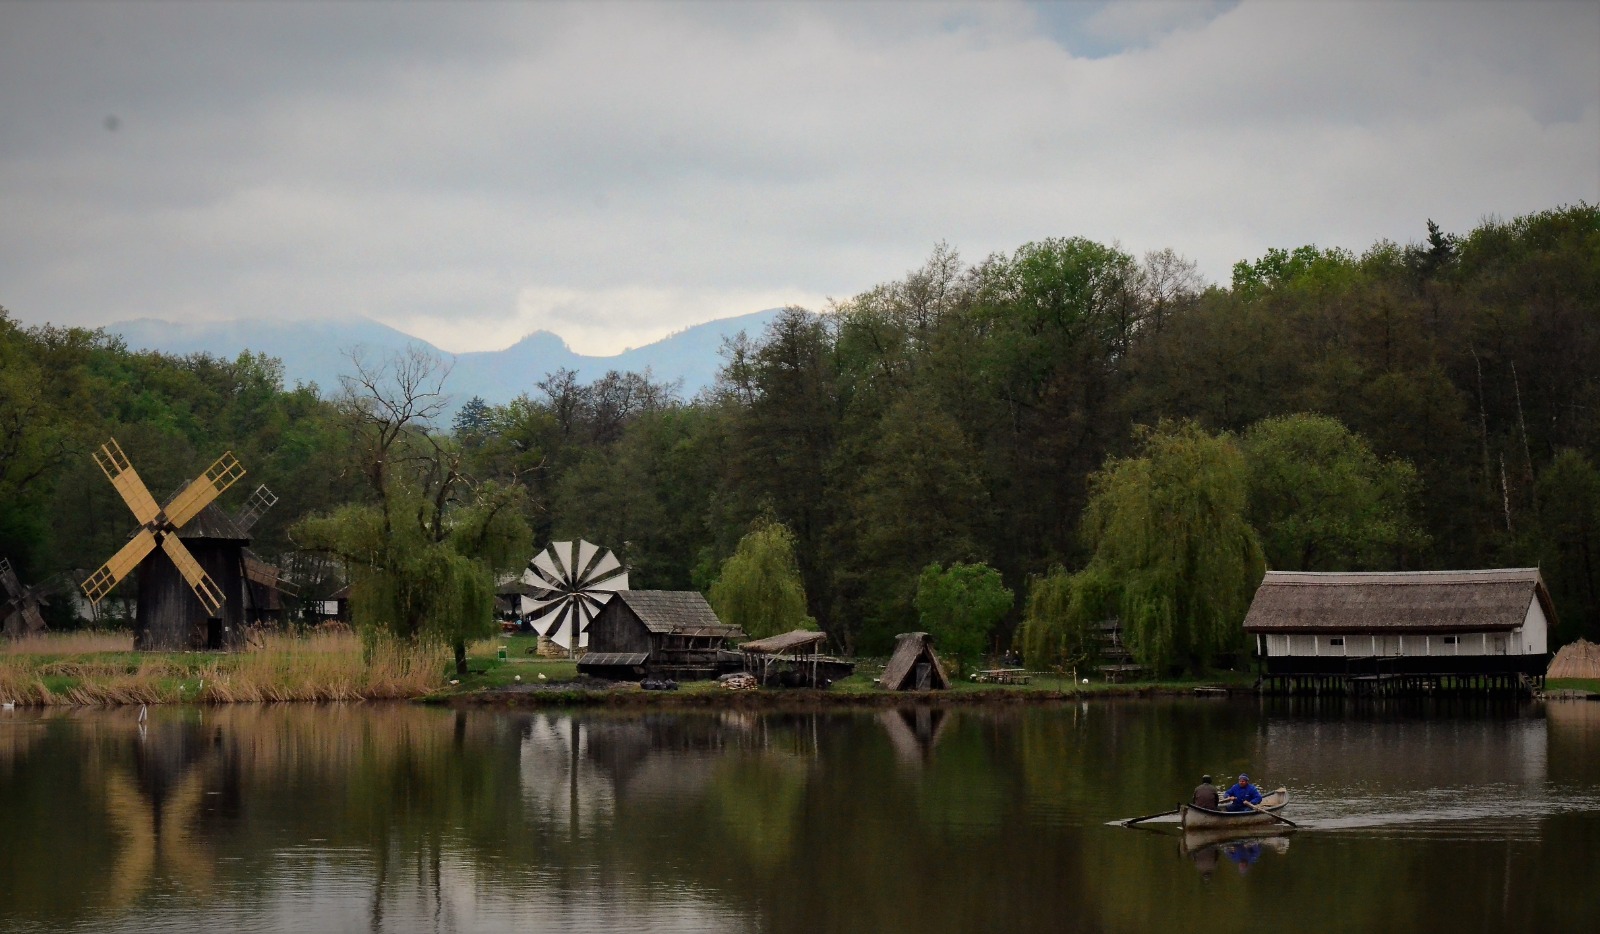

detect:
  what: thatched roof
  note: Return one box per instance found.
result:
[740,630,827,655]
[879,632,950,691]
[1548,639,1600,679]
[1243,569,1556,635]
[615,590,744,637]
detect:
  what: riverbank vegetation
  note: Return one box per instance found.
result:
[3,205,1597,678]
[0,631,439,705]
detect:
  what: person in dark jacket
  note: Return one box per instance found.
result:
[1222,773,1263,812]
[1192,774,1220,809]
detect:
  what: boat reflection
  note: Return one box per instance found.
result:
[1181,831,1292,879]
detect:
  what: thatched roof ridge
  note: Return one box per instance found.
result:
[740,630,827,654]
[1244,568,1556,635]
[616,590,744,637]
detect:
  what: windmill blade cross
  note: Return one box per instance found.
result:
[21,603,47,634]
[234,485,278,533]
[0,558,21,599]
[164,452,246,528]
[160,535,226,616]
[82,528,162,605]
[94,439,163,526]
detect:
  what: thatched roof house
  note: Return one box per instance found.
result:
[1548,639,1600,679]
[878,632,950,691]
[1244,569,1555,676]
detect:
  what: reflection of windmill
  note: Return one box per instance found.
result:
[1,558,66,638]
[80,438,252,651]
[520,540,628,653]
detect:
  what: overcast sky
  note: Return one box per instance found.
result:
[1,1,1595,355]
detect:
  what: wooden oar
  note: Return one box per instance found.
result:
[1123,806,1181,827]
[1244,800,1299,828]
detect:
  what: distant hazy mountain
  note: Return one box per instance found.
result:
[108,309,784,413]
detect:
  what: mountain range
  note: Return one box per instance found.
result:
[108,309,785,414]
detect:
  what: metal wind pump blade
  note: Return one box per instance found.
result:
[80,439,245,615]
[519,540,629,652]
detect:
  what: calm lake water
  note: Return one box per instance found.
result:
[2,698,1597,933]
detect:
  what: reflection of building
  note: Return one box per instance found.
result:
[1257,713,1548,788]
[878,708,951,769]
[1246,569,1555,687]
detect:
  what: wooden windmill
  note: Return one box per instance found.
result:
[80,439,252,651]
[1,558,66,639]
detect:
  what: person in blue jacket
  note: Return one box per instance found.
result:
[1222,773,1262,812]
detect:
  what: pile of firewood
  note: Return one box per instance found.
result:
[720,672,758,691]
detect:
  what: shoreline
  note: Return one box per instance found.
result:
[436,683,1253,710]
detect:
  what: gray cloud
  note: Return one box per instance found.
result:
[1,0,1595,354]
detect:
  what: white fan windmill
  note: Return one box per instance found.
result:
[520,540,629,653]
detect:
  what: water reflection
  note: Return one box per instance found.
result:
[0,700,1597,933]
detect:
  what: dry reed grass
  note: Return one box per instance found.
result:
[0,629,446,706]
[2,630,133,655]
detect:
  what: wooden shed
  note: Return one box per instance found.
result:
[739,629,855,687]
[134,503,252,652]
[577,590,744,681]
[878,632,950,691]
[1243,569,1556,681]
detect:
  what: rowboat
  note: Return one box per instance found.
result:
[1178,787,1290,831]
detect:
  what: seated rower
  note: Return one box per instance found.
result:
[1221,773,1262,812]
[1192,773,1219,810]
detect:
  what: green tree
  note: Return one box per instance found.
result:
[1531,451,1600,642]
[1242,413,1425,571]
[915,562,1013,676]
[1071,421,1264,674]
[1015,565,1103,672]
[295,350,529,674]
[708,518,816,639]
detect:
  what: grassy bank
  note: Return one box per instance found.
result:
[0,630,443,705]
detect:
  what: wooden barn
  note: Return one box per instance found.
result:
[1244,569,1556,691]
[878,632,950,691]
[135,503,252,652]
[577,590,744,681]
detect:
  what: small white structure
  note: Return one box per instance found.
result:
[1243,568,1555,677]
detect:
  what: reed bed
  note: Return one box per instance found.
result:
[0,630,447,706]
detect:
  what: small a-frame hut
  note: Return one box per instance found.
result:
[878,632,950,691]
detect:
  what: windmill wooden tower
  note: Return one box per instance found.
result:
[1,558,65,639]
[80,439,255,652]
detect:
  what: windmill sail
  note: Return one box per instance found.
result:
[520,540,629,652]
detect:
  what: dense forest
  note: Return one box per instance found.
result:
[3,204,1597,659]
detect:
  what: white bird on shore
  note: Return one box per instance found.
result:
[514,675,522,682]
[538,673,546,681]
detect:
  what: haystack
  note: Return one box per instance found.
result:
[1548,639,1600,679]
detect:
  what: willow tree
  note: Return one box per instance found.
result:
[1016,565,1108,672]
[1061,421,1264,674]
[708,518,816,639]
[295,349,529,674]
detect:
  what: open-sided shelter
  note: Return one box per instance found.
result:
[878,632,950,691]
[578,590,744,680]
[739,629,854,687]
[1243,568,1556,678]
